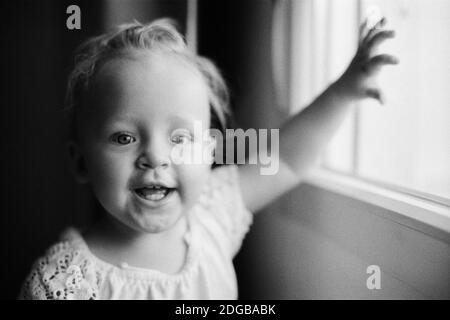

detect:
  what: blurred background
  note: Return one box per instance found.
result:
[1,0,449,299]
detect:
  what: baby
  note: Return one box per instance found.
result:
[20,18,397,299]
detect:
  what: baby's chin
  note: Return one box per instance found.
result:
[134,214,183,234]
[126,205,186,234]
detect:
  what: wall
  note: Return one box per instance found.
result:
[237,184,450,299]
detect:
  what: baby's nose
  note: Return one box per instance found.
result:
[135,140,171,170]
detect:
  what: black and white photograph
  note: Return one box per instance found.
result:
[1,0,449,305]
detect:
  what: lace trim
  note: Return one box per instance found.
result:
[64,223,200,284]
[20,240,102,300]
[197,165,253,256]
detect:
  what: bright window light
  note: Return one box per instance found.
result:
[288,0,450,203]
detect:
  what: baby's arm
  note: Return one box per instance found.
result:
[239,18,398,212]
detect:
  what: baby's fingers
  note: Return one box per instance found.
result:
[359,19,369,45]
[364,54,399,74]
[365,30,395,52]
[362,17,387,44]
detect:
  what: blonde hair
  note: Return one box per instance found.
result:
[65,19,230,139]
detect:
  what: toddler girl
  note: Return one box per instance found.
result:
[20,18,396,299]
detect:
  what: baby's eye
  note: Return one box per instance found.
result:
[110,133,137,145]
[170,131,193,145]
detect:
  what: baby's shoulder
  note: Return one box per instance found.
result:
[194,165,253,257]
[205,165,241,199]
[19,228,102,300]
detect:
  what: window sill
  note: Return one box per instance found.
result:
[305,168,450,244]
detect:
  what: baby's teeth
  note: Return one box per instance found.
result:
[138,188,169,201]
[146,193,165,201]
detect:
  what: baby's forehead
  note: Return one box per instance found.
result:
[94,51,206,90]
[84,51,210,124]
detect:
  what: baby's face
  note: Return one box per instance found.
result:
[77,52,212,234]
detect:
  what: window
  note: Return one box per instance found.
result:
[279,0,450,205]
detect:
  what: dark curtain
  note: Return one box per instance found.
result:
[0,0,105,299]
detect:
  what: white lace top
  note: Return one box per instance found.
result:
[19,165,253,300]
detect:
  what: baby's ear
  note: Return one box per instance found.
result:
[67,141,89,184]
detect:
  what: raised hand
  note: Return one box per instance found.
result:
[336,17,399,104]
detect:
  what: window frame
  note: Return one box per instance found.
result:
[306,168,450,243]
[276,0,450,232]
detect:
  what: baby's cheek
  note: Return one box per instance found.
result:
[177,164,211,208]
[91,154,126,184]
[170,142,213,165]
[87,152,134,206]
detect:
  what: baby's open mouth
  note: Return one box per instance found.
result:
[134,185,175,202]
